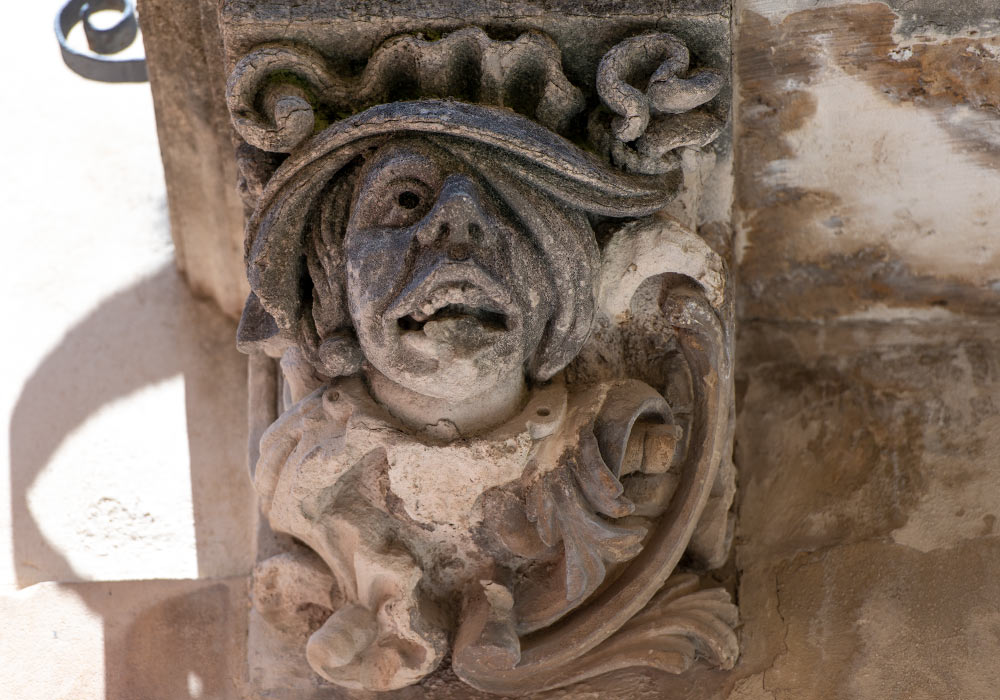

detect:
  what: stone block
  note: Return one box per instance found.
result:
[6,263,257,587]
[139,0,249,319]
[737,320,1000,563]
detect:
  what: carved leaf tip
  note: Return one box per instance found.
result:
[524,446,646,603]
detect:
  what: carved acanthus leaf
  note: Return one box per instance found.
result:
[536,573,739,688]
[524,433,647,604]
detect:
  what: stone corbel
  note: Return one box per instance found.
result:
[225,10,736,695]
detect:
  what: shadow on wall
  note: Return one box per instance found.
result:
[72,579,245,700]
[8,262,253,698]
[9,262,251,587]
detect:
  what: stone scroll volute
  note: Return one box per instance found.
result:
[224,10,737,696]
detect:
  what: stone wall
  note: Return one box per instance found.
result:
[729,2,1000,698]
[735,1,1000,321]
[3,1,999,698]
[139,0,249,318]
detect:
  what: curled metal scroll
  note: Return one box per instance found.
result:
[55,0,147,83]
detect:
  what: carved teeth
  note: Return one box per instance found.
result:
[410,285,478,321]
[399,284,508,333]
[410,286,471,322]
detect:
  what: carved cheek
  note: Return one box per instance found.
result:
[344,227,413,321]
[504,229,551,320]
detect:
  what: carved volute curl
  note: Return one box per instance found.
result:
[231,24,736,696]
[592,32,726,175]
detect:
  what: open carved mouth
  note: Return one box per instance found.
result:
[391,280,513,354]
[397,302,509,333]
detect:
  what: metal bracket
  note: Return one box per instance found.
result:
[55,0,147,83]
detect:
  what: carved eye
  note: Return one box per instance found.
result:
[398,191,421,209]
[367,179,432,228]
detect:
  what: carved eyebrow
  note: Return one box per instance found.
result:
[362,146,441,185]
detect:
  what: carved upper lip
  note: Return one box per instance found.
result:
[385,262,517,334]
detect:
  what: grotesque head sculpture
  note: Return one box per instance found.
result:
[232,29,737,697]
[241,101,669,411]
[345,137,573,401]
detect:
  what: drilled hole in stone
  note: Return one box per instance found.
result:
[536,407,550,417]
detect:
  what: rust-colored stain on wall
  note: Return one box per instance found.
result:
[735,3,1000,321]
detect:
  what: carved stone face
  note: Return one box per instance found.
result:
[344,138,553,400]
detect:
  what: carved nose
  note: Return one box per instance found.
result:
[416,176,486,259]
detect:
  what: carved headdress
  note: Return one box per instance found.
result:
[238,98,684,381]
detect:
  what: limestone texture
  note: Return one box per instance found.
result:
[3,0,1000,698]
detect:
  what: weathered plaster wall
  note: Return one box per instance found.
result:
[730,321,1000,699]
[735,0,1000,320]
[729,2,1000,698]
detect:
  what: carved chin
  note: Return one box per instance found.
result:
[381,326,526,400]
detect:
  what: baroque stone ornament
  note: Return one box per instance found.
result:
[230,22,736,696]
